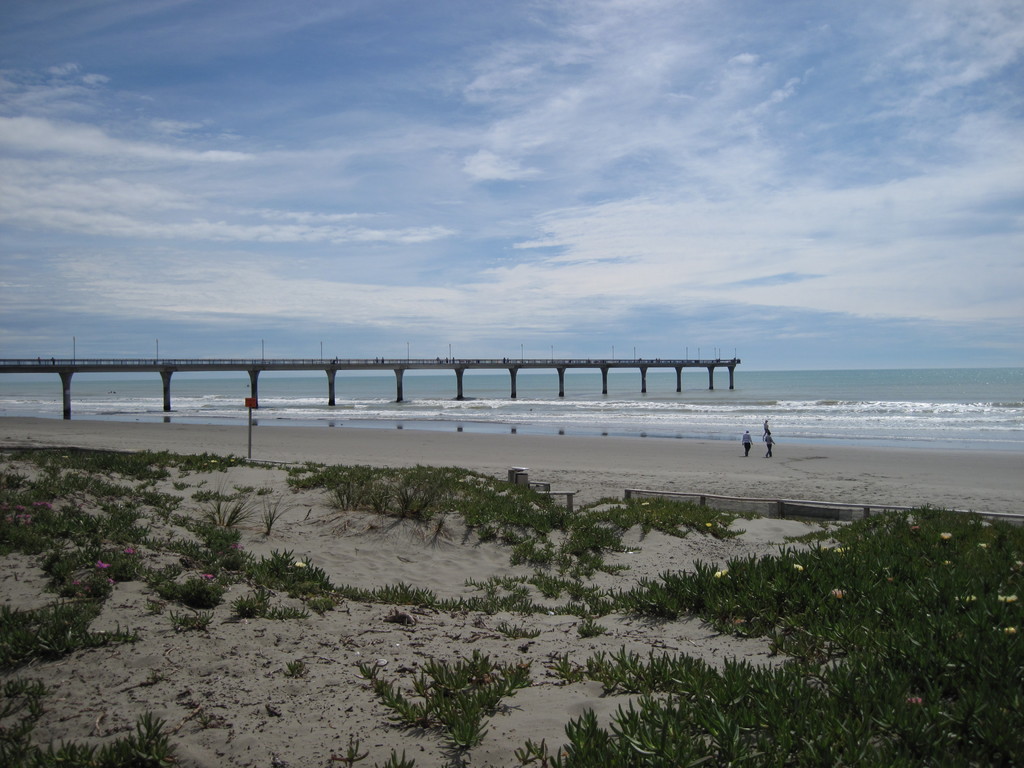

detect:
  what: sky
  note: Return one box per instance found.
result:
[1,0,1022,371]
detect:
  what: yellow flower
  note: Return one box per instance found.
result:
[962,595,978,603]
[940,532,953,540]
[998,595,1018,603]
[831,589,845,599]
[705,522,713,528]
[294,561,307,568]
[978,543,989,549]
[793,564,804,572]
[1005,627,1017,635]
[713,569,728,579]
[943,560,953,565]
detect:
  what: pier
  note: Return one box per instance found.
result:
[0,357,741,419]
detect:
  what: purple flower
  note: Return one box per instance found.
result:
[95,561,110,569]
[122,547,136,555]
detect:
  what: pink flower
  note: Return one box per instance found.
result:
[95,561,110,569]
[201,573,215,580]
[122,547,136,555]
[906,696,923,705]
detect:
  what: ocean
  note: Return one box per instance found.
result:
[1,367,1021,453]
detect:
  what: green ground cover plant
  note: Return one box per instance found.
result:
[371,650,532,749]
[533,508,1023,766]
[3,447,1018,766]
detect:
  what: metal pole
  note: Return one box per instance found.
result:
[247,406,253,459]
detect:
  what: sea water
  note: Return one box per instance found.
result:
[1,367,1021,452]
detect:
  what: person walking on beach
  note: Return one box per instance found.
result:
[764,432,775,458]
[741,430,752,456]
[763,419,770,439]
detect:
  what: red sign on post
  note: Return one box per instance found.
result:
[244,397,257,408]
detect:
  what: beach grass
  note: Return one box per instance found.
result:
[1,447,1021,766]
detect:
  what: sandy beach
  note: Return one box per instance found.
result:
[2,417,1021,515]
[1,417,1021,767]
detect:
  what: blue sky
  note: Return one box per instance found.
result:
[1,0,1021,370]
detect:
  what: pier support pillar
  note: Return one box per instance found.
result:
[600,366,609,395]
[394,369,405,402]
[59,371,73,420]
[455,368,465,400]
[639,366,648,394]
[325,369,336,406]
[508,367,519,399]
[706,366,715,390]
[728,365,735,390]
[248,369,260,407]
[160,370,173,411]
[557,367,566,397]
[675,366,683,393]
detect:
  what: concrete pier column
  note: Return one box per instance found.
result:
[508,367,518,399]
[455,368,465,400]
[160,370,173,411]
[557,367,566,397]
[706,365,715,390]
[728,365,736,390]
[248,369,260,407]
[326,369,336,406]
[59,371,73,420]
[639,366,648,394]
[675,366,683,393]
[600,366,609,395]
[394,368,405,402]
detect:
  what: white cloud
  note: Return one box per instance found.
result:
[462,149,540,181]
[0,116,251,163]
